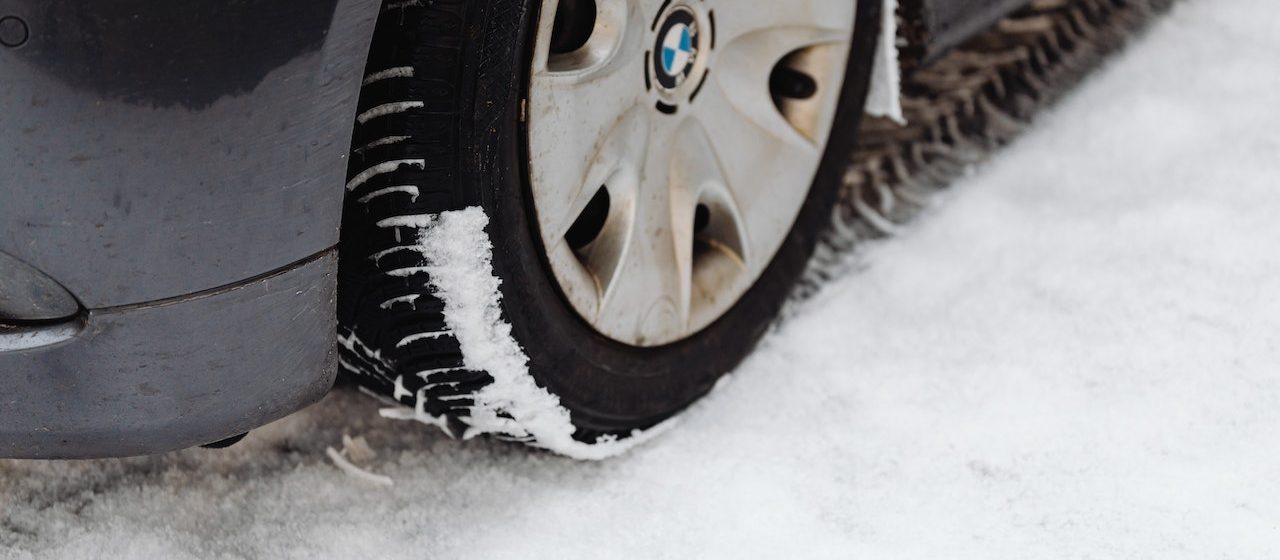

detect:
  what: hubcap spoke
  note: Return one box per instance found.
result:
[668,120,757,328]
[543,104,650,240]
[528,1,649,237]
[688,78,820,267]
[706,0,854,50]
[595,119,689,342]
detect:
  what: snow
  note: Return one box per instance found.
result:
[344,159,425,191]
[398,208,670,459]
[356,102,426,125]
[3,0,1279,557]
[865,0,905,123]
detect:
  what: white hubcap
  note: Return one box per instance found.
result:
[527,0,856,346]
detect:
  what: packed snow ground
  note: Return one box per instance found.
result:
[3,1,1278,557]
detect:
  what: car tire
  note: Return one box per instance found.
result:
[337,0,882,456]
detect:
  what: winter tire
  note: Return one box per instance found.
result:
[338,0,883,456]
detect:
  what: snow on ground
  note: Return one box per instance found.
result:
[3,1,1279,557]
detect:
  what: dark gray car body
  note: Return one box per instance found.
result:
[0,0,1028,459]
[1,0,380,458]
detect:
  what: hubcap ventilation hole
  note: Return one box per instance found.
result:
[770,46,832,142]
[549,0,598,55]
[565,186,611,251]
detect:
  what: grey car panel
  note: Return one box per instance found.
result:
[0,0,379,458]
[0,250,338,459]
[0,0,378,308]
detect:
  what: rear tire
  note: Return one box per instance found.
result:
[337,0,882,452]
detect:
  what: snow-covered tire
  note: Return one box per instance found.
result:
[338,0,882,456]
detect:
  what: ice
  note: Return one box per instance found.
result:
[2,1,1278,557]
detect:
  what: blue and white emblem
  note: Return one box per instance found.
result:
[661,23,695,78]
[652,7,700,91]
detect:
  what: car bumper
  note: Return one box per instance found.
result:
[0,250,337,459]
[0,0,379,458]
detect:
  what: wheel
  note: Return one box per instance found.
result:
[338,0,882,457]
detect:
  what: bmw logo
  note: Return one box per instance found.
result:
[652,7,700,91]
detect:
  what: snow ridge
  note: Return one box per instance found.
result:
[866,0,905,123]
[392,208,672,460]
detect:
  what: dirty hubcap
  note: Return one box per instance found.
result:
[527,0,856,346]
